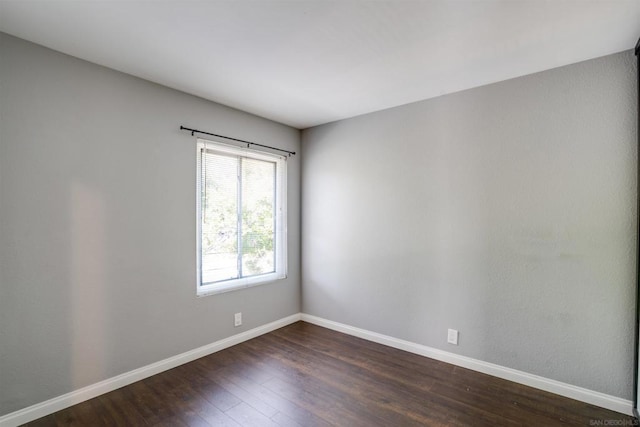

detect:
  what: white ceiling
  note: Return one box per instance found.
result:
[0,1,639,129]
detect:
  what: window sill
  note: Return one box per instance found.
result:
[196,274,287,297]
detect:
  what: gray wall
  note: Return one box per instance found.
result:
[302,50,637,399]
[0,32,301,416]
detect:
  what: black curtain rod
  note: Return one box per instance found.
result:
[180,126,296,156]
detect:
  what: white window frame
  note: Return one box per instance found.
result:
[196,137,287,296]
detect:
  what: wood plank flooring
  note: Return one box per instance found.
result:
[26,321,636,426]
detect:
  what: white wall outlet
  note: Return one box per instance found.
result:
[447,329,459,345]
[234,312,242,327]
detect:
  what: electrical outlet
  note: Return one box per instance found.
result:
[234,312,242,327]
[447,329,458,345]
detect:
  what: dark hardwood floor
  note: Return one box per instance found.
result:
[26,321,635,426]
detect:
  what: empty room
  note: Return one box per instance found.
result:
[1,1,639,426]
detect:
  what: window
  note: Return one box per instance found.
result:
[196,138,287,295]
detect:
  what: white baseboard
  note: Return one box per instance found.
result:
[0,313,302,427]
[300,313,634,416]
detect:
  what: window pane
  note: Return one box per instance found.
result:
[241,157,276,276]
[196,138,286,295]
[201,151,239,283]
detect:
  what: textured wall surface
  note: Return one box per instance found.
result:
[302,50,637,399]
[0,33,301,416]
